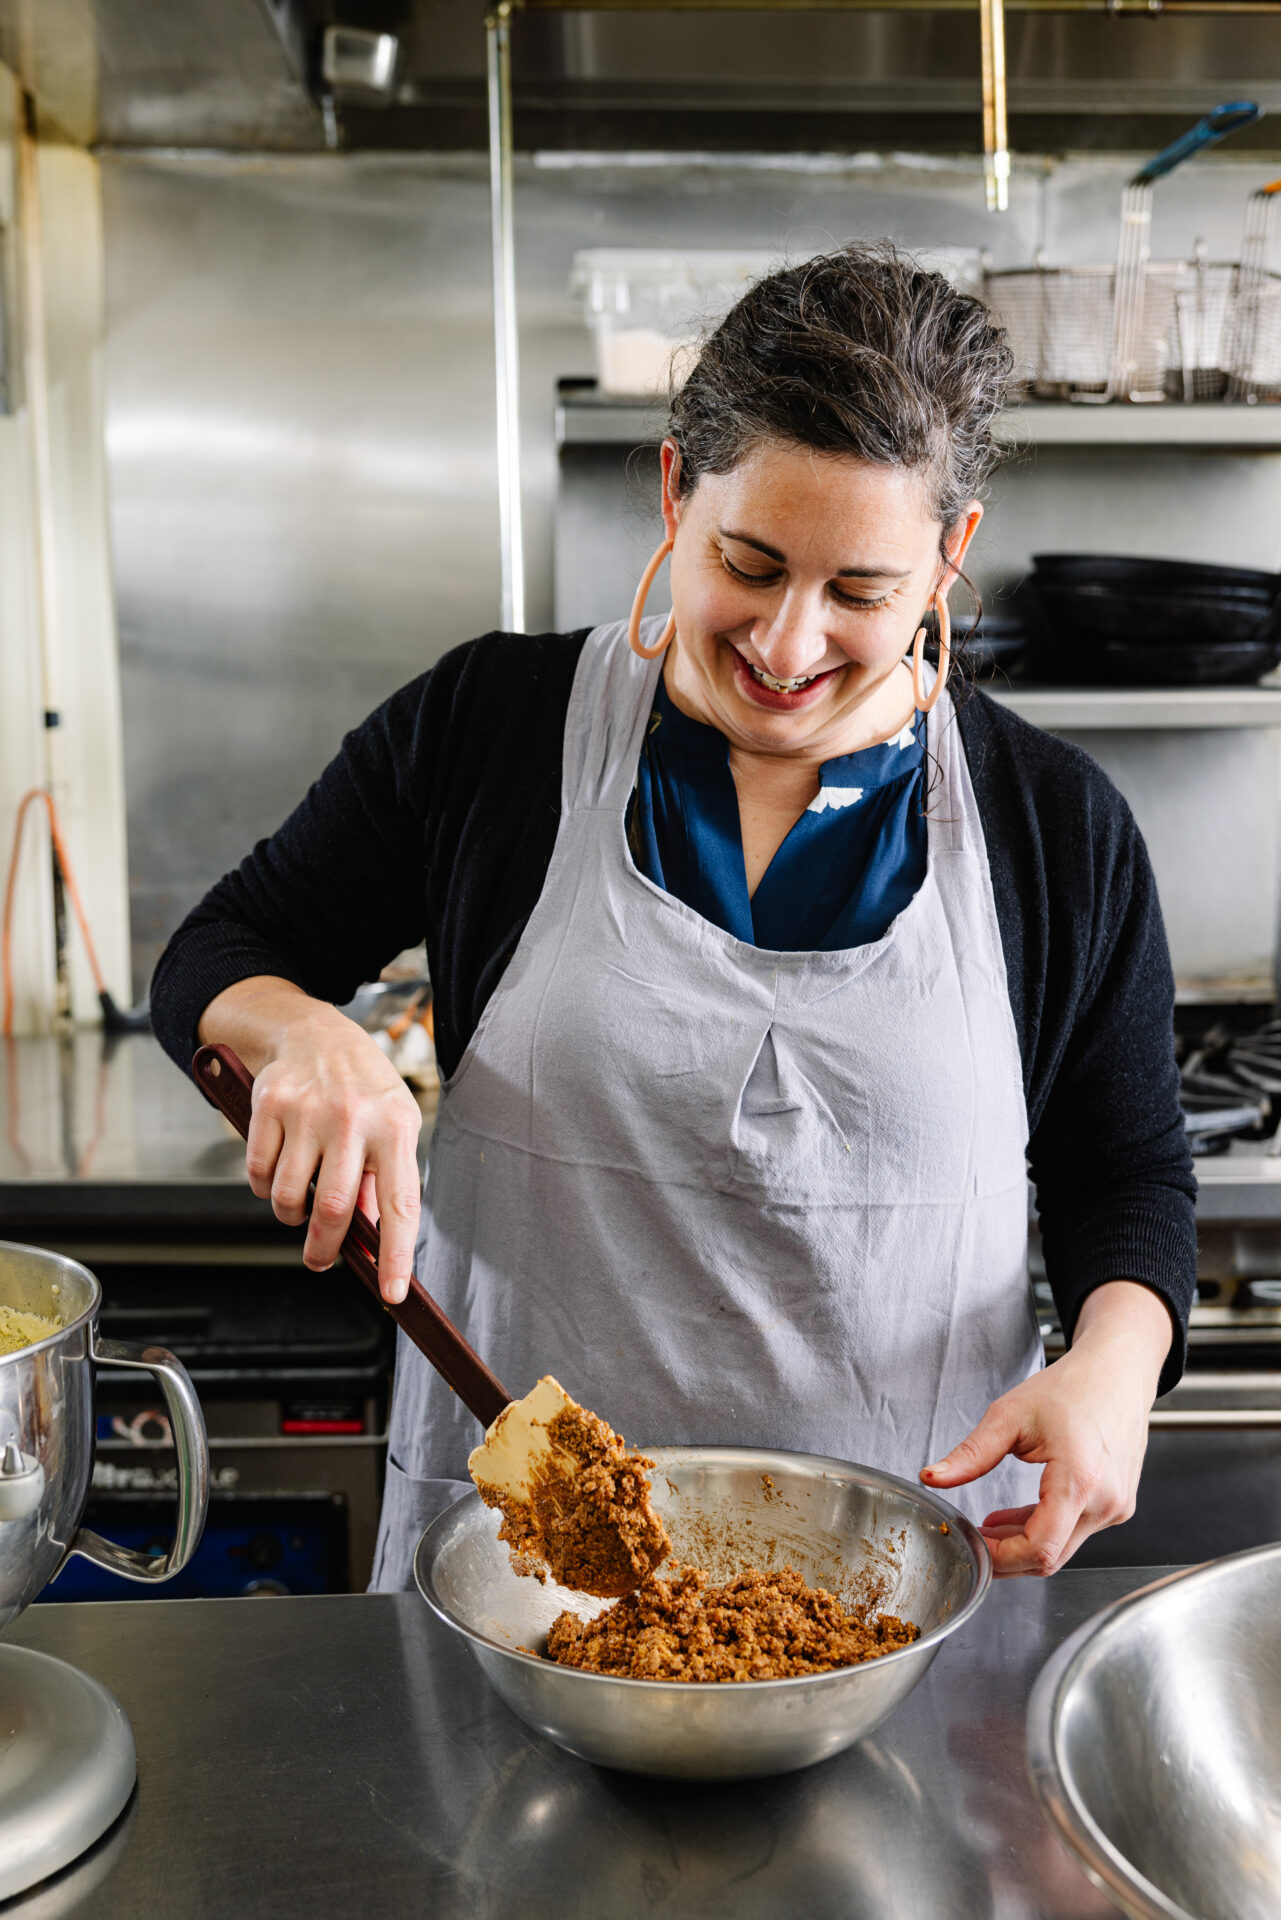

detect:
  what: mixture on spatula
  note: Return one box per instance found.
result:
[546,1563,919,1682]
[468,1375,671,1597]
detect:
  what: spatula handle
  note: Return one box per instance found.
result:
[192,1042,512,1430]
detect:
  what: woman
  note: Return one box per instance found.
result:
[154,244,1195,1592]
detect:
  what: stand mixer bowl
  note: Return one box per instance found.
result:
[0,1239,209,1628]
[0,1239,211,1901]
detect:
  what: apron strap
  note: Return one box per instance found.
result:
[562,622,665,817]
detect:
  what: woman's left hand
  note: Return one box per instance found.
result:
[919,1280,1175,1577]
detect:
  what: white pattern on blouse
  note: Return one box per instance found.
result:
[807,786,865,815]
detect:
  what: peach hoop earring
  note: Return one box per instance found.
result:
[911,595,952,714]
[628,538,677,661]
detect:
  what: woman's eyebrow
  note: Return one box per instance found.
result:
[719,527,787,562]
[719,527,911,580]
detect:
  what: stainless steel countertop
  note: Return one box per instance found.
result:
[0,1033,255,1226]
[5,1573,1166,1917]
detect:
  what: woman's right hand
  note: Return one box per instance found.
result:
[199,978,424,1302]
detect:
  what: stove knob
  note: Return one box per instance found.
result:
[245,1530,284,1572]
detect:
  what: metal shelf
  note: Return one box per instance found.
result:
[556,393,1281,451]
[996,406,1281,450]
[557,395,666,445]
[988,686,1281,729]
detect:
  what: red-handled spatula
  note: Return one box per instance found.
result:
[190,1042,669,1596]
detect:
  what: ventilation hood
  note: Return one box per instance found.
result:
[4,0,1281,156]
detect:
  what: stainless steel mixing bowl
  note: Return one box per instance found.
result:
[0,1239,209,1630]
[414,1445,989,1780]
[1027,1542,1281,1920]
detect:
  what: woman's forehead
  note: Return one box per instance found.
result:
[695,443,937,562]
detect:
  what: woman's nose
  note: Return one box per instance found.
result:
[751,591,831,678]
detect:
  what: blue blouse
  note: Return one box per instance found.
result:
[627,675,927,952]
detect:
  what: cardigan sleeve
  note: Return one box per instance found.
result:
[1024,797,1196,1397]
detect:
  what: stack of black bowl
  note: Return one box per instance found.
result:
[1027,553,1281,687]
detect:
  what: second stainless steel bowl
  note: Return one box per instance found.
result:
[415,1445,989,1781]
[1027,1542,1281,1920]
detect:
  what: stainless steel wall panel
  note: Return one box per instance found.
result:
[103,155,513,989]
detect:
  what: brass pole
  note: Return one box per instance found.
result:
[980,0,1010,210]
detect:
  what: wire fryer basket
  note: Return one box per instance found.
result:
[985,262,1185,402]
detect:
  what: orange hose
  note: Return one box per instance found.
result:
[2,788,109,1037]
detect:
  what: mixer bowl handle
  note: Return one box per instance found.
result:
[64,1336,210,1585]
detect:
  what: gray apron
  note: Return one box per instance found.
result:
[371,621,1042,1592]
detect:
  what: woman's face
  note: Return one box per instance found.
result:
[661,438,981,761]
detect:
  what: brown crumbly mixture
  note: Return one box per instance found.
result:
[546,1563,919,1682]
[477,1403,670,1598]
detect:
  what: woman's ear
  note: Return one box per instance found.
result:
[940,502,984,592]
[660,439,684,543]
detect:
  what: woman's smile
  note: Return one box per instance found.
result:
[730,647,843,711]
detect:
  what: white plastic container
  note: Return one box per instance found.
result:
[570,246,986,395]
[570,249,779,395]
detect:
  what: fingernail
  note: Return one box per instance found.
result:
[922,1462,944,1478]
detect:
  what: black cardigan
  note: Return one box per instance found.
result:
[152,629,1197,1394]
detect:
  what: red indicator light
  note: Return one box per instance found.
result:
[280,1419,364,1435]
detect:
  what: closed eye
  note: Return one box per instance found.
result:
[723,554,782,588]
[830,586,890,610]
[722,548,891,609]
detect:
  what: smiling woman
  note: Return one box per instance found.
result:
[151,242,1195,1596]
[626,249,1000,913]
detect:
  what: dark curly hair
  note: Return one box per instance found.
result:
[667,242,1012,562]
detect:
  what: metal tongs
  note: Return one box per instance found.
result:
[1227,178,1281,401]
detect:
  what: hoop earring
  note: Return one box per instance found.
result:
[628,539,677,661]
[911,595,951,714]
